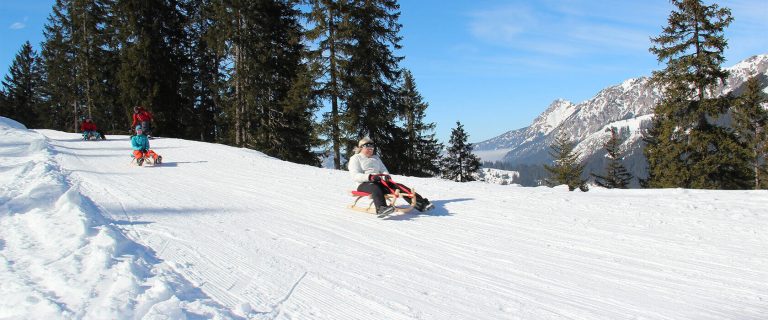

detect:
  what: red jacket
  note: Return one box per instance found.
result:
[80,121,97,132]
[132,108,153,127]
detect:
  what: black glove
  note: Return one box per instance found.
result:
[369,174,391,182]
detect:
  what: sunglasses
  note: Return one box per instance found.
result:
[361,143,375,149]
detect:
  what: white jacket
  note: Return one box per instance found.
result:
[348,153,389,183]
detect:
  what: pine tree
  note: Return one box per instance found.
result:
[591,127,633,188]
[38,0,122,132]
[209,1,318,163]
[39,0,76,131]
[1,42,44,128]
[183,0,224,142]
[0,86,10,116]
[396,70,441,177]
[305,0,353,169]
[440,121,480,182]
[252,0,316,162]
[645,0,751,189]
[732,75,768,189]
[0,87,7,116]
[113,0,187,136]
[341,0,404,168]
[545,131,587,191]
[70,0,119,130]
[270,60,323,166]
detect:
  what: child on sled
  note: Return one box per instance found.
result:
[131,125,162,166]
[348,137,434,217]
[80,118,101,140]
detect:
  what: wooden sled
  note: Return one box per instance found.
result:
[130,154,163,166]
[348,188,417,214]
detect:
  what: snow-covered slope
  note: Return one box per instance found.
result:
[475,54,768,183]
[2,117,767,319]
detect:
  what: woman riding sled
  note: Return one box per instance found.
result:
[348,137,434,217]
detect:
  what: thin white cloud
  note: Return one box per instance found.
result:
[9,16,29,30]
[10,22,26,30]
[467,2,657,57]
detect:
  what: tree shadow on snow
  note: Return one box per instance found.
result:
[110,219,153,226]
[52,149,124,158]
[51,144,134,152]
[137,161,208,168]
[385,198,473,221]
[114,205,240,217]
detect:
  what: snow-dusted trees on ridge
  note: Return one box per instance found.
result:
[545,131,588,191]
[591,127,633,189]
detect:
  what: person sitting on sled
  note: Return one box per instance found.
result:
[348,137,434,217]
[131,125,162,165]
[131,105,153,137]
[80,118,101,140]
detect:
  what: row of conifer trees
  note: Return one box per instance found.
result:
[0,0,459,178]
[3,1,765,189]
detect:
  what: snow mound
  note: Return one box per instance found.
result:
[0,117,234,319]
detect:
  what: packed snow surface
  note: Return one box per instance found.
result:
[1,117,767,319]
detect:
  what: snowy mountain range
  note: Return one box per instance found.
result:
[474,54,768,185]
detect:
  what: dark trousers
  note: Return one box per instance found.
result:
[140,121,152,136]
[357,181,424,209]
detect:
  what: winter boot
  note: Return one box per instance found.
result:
[415,198,435,212]
[156,155,162,164]
[376,206,395,218]
[136,157,144,166]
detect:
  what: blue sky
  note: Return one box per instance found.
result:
[2,0,766,143]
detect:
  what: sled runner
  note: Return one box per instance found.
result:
[348,184,417,214]
[130,154,163,166]
[82,132,101,140]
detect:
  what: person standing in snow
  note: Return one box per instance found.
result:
[131,106,154,137]
[348,137,434,217]
[131,125,162,166]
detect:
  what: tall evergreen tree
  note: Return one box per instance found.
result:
[545,131,588,191]
[272,60,323,166]
[396,70,441,177]
[178,0,224,141]
[732,75,768,189]
[39,0,77,131]
[211,0,318,163]
[645,0,750,189]
[591,127,633,189]
[341,0,404,168]
[39,0,121,132]
[440,121,480,182]
[305,0,352,169]
[0,87,7,116]
[1,42,44,128]
[113,0,187,136]
[70,0,119,129]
